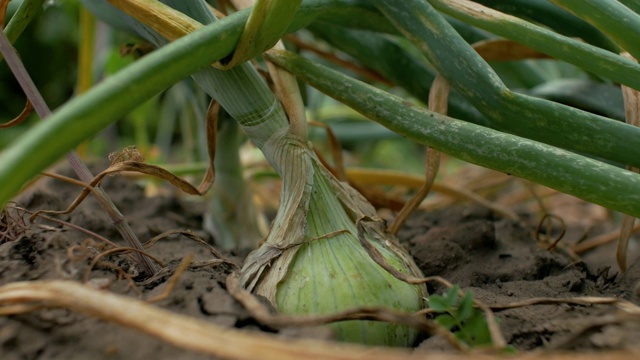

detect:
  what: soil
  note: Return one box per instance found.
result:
[2,167,640,359]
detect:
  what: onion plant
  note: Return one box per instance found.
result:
[2,0,640,347]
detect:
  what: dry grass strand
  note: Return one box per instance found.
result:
[1,280,640,359]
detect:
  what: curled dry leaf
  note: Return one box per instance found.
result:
[0,99,33,128]
[308,120,347,181]
[32,146,214,221]
[0,0,8,28]
[389,74,448,235]
[474,38,552,62]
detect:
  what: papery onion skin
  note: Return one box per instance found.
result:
[274,164,425,347]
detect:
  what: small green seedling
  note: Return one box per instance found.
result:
[428,285,492,347]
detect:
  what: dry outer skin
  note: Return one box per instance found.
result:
[1,170,640,358]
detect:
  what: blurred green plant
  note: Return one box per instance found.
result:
[1,0,76,147]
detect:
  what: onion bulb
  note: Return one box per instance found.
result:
[240,130,426,347]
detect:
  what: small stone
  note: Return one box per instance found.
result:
[200,285,236,315]
[590,325,624,348]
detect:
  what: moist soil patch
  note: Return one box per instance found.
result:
[1,172,640,359]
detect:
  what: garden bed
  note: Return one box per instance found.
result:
[1,167,639,359]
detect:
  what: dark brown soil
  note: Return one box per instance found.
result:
[2,169,640,359]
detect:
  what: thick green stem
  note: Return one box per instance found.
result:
[619,0,640,15]
[100,0,289,148]
[473,0,618,51]
[307,24,486,125]
[1,0,47,63]
[549,0,640,60]
[373,0,640,169]
[0,2,250,204]
[429,0,640,91]
[266,50,640,218]
[206,115,264,250]
[4,0,639,205]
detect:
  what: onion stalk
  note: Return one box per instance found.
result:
[89,0,426,345]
